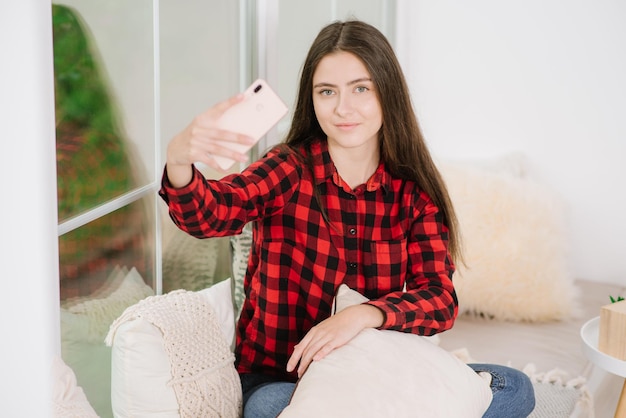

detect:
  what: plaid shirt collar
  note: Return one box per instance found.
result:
[310,139,389,193]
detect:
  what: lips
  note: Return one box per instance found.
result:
[335,122,359,130]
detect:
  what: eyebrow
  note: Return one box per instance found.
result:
[313,77,373,89]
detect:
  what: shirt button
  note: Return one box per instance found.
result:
[349,228,356,235]
[348,262,357,269]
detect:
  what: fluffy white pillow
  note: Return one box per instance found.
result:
[437,156,578,321]
[279,285,492,418]
[107,278,238,417]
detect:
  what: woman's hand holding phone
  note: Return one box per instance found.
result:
[166,80,288,188]
[165,94,255,188]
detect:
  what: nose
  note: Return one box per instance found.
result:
[334,92,354,116]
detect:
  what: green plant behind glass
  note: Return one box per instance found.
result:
[52,4,135,220]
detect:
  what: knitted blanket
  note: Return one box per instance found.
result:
[107,290,242,417]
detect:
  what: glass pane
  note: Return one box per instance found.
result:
[158,0,241,294]
[59,196,155,418]
[159,0,240,174]
[53,0,155,222]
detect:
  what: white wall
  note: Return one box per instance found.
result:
[0,1,60,416]
[396,1,626,285]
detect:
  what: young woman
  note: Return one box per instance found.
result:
[160,20,536,418]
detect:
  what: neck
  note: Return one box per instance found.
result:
[328,142,380,189]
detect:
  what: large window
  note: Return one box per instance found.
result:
[53,0,243,414]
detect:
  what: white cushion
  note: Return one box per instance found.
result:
[110,317,179,417]
[279,285,493,418]
[198,278,236,348]
[108,278,237,417]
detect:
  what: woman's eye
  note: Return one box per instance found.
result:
[320,89,333,96]
[355,86,369,93]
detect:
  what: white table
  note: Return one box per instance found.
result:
[581,316,626,418]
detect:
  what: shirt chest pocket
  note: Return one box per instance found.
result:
[363,239,408,294]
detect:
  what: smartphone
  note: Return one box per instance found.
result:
[213,79,288,170]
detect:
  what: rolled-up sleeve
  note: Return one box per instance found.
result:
[158,149,302,238]
[367,194,458,336]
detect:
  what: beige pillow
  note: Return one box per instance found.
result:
[438,155,578,321]
[279,285,492,418]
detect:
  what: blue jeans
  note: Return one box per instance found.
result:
[240,363,535,418]
[469,363,536,418]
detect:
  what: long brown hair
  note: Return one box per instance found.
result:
[282,20,462,263]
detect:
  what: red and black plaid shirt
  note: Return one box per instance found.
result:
[159,139,457,381]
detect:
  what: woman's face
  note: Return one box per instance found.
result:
[312,51,383,152]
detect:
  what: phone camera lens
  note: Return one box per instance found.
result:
[254,84,262,93]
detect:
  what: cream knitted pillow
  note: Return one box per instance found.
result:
[106,279,241,417]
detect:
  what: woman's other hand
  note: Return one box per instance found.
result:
[165,93,257,188]
[286,304,384,378]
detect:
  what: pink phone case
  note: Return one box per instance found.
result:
[213,79,288,170]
